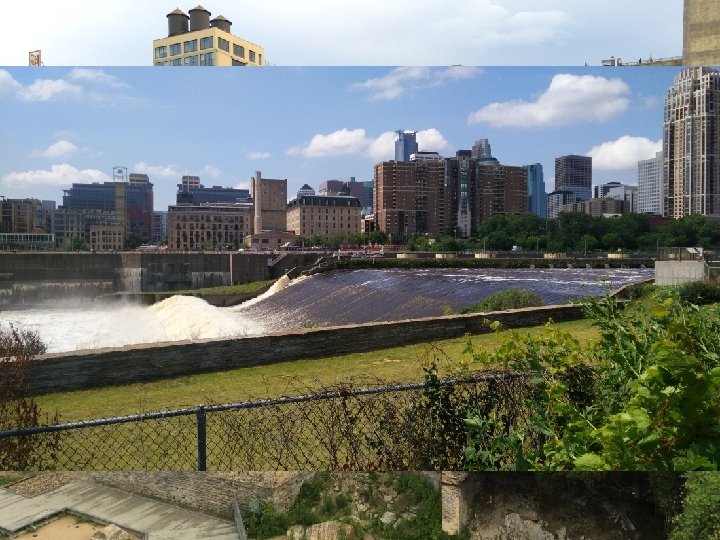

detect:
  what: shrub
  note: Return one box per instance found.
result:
[677,280,720,306]
[462,288,545,313]
[0,325,60,469]
[670,473,720,540]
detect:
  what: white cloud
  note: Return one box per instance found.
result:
[33,140,80,160]
[351,67,431,101]
[69,68,128,88]
[468,73,630,127]
[587,135,662,170]
[352,66,482,101]
[201,164,221,178]
[0,69,21,94]
[234,181,251,190]
[17,79,82,102]
[367,132,398,162]
[133,162,181,178]
[247,151,272,160]
[287,128,370,158]
[290,127,452,162]
[2,164,110,188]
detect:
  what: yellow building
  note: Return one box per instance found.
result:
[153,5,264,67]
[287,195,362,240]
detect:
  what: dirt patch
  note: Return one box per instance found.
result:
[5,472,90,497]
[11,515,140,540]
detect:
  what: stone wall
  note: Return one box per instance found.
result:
[29,303,586,395]
[89,472,314,517]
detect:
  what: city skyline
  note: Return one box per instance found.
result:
[1,1,684,67]
[0,65,685,211]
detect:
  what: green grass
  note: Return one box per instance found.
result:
[172,280,275,296]
[36,319,598,422]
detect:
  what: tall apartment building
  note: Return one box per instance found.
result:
[526,163,547,218]
[638,152,664,215]
[153,5,264,66]
[476,161,528,221]
[286,195,362,239]
[664,67,720,219]
[555,155,592,202]
[683,0,720,65]
[374,160,448,240]
[394,130,419,162]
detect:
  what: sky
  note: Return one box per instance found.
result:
[0,65,684,211]
[0,1,683,66]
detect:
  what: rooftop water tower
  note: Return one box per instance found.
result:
[210,14,232,33]
[189,4,211,32]
[167,8,189,37]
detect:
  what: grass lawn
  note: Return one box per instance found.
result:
[36,319,599,422]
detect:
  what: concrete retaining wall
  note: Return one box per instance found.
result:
[29,303,586,395]
[655,260,706,285]
[0,252,318,304]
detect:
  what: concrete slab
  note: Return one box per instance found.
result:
[0,481,239,540]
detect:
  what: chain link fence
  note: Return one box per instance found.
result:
[0,371,528,471]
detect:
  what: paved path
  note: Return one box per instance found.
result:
[0,481,239,539]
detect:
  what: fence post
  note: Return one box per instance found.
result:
[197,406,207,471]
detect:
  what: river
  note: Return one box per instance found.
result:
[1,267,652,353]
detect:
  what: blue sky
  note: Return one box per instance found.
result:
[0,1,683,66]
[0,66,684,210]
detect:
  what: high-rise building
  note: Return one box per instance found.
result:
[153,211,168,243]
[683,0,720,65]
[525,163,547,218]
[374,160,448,239]
[555,155,592,202]
[594,182,638,213]
[153,6,264,66]
[638,152,664,215]
[663,67,720,219]
[475,161,528,221]
[394,130,419,162]
[471,139,492,160]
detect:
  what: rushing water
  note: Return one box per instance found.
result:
[1,267,652,353]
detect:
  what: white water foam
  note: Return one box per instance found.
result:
[2,296,266,353]
[232,273,308,311]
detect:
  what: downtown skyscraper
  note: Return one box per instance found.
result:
[664,67,720,219]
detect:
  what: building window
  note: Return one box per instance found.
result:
[233,44,244,57]
[154,61,167,66]
[200,52,214,66]
[258,53,262,65]
[249,50,256,63]
[200,36,213,50]
[184,40,197,53]
[184,55,198,66]
[154,46,167,59]
[232,59,246,66]
[218,38,230,52]
[172,58,182,66]
[170,43,181,56]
